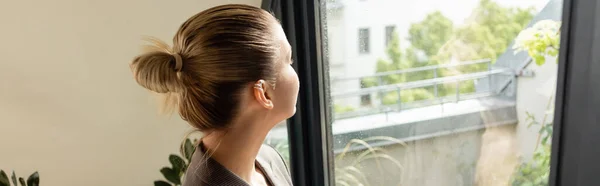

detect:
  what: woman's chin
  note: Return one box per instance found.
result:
[290,107,297,116]
[284,107,297,119]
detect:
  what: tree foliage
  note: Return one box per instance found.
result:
[368,0,536,103]
[439,0,535,62]
[408,11,454,57]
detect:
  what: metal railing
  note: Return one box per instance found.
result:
[331,58,493,82]
[330,59,515,120]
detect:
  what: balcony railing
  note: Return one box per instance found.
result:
[330,59,515,120]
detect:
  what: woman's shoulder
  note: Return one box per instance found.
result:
[257,144,293,185]
[183,145,249,186]
[258,144,286,165]
[182,144,292,186]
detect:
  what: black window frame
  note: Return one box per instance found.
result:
[550,0,600,185]
[263,0,600,185]
[262,0,334,185]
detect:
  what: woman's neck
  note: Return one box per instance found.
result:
[201,118,273,184]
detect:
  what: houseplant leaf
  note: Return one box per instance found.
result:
[0,170,9,186]
[184,139,195,161]
[26,172,39,186]
[18,178,25,186]
[154,180,172,186]
[160,167,180,185]
[11,171,17,186]
[169,154,186,173]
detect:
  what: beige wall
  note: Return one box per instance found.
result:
[0,0,260,185]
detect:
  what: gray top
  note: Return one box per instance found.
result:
[183,144,293,186]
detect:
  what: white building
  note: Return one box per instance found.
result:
[326,0,415,109]
[325,0,547,110]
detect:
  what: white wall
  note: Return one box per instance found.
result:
[515,56,558,161]
[0,0,260,185]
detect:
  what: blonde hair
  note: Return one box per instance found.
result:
[130,4,280,131]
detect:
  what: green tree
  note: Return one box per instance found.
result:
[369,0,536,102]
[437,0,535,62]
[407,11,454,57]
[434,0,534,94]
[374,31,406,85]
[363,31,435,105]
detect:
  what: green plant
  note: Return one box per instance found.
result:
[513,20,561,65]
[334,104,355,114]
[334,136,406,186]
[360,77,379,88]
[511,19,560,186]
[158,137,290,185]
[511,110,553,186]
[381,88,435,105]
[0,170,39,186]
[154,138,197,186]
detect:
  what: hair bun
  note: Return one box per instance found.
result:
[130,49,183,94]
[172,53,183,72]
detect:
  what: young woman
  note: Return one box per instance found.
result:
[130,4,298,186]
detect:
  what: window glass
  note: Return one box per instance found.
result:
[385,25,396,47]
[265,121,290,164]
[359,28,370,54]
[324,0,562,185]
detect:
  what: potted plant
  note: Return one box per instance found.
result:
[154,138,196,186]
[0,170,39,186]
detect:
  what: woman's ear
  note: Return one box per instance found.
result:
[253,80,274,109]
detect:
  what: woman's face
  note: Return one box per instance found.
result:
[270,24,299,120]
